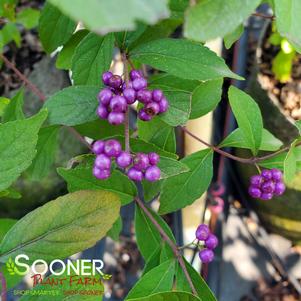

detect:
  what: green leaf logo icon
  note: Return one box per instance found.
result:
[5,258,23,276]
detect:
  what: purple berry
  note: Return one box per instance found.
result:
[116,151,132,168]
[92,140,105,155]
[122,81,133,90]
[148,152,160,165]
[261,192,273,201]
[195,224,210,241]
[199,249,214,263]
[102,71,113,85]
[94,154,111,170]
[152,89,163,102]
[145,102,160,116]
[205,234,219,250]
[261,169,272,180]
[104,139,122,157]
[138,109,152,121]
[271,168,283,181]
[97,104,109,119]
[127,167,144,181]
[248,186,262,198]
[261,180,275,193]
[136,89,152,104]
[274,181,286,196]
[98,88,113,105]
[250,175,263,187]
[133,153,150,170]
[123,88,136,104]
[108,75,123,89]
[158,97,169,113]
[129,69,143,81]
[145,166,161,182]
[93,166,110,180]
[132,77,147,91]
[108,112,125,125]
[109,96,127,112]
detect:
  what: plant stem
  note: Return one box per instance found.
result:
[252,12,275,20]
[122,52,130,152]
[134,197,198,296]
[0,271,7,301]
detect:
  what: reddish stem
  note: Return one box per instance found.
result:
[0,271,7,301]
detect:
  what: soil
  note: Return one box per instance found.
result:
[258,25,301,121]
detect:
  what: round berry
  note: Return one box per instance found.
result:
[93,166,110,180]
[271,168,283,181]
[148,152,160,165]
[274,181,286,196]
[261,180,275,193]
[130,69,143,81]
[199,249,214,263]
[248,186,262,198]
[152,89,163,102]
[109,96,127,112]
[97,104,109,119]
[123,88,136,104]
[133,153,150,170]
[92,140,105,155]
[145,166,161,182]
[136,89,152,104]
[104,139,122,157]
[250,175,262,187]
[102,71,113,85]
[116,151,132,168]
[205,234,219,250]
[95,154,111,170]
[195,224,210,241]
[261,169,272,180]
[108,75,123,89]
[132,77,147,91]
[127,167,144,181]
[145,102,160,116]
[138,109,152,121]
[159,97,169,113]
[122,81,133,90]
[261,192,273,201]
[98,88,113,105]
[108,112,125,125]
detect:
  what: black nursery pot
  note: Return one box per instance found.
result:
[236,21,301,244]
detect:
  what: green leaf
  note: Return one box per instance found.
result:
[130,38,242,81]
[0,190,120,263]
[295,120,301,134]
[190,79,223,119]
[107,216,122,241]
[0,97,10,117]
[220,128,283,151]
[2,88,24,122]
[159,149,213,214]
[56,29,89,70]
[58,164,137,205]
[142,246,161,275]
[284,140,297,183]
[274,0,301,53]
[272,48,295,83]
[142,179,163,202]
[138,117,176,153]
[16,8,40,29]
[44,85,99,126]
[228,86,263,155]
[125,259,175,300]
[0,188,21,199]
[158,156,189,179]
[224,24,244,49]
[127,291,201,301]
[48,0,170,34]
[0,110,47,191]
[72,33,114,85]
[184,0,260,42]
[0,218,17,242]
[0,22,21,48]
[38,2,76,53]
[135,204,175,260]
[27,125,60,180]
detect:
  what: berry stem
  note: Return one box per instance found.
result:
[0,271,7,301]
[134,197,198,296]
[122,52,131,152]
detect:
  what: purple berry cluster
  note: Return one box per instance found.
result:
[248,168,286,201]
[195,224,218,264]
[97,70,169,125]
[92,139,161,182]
